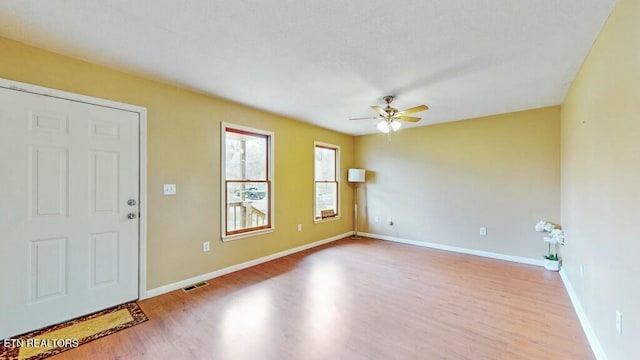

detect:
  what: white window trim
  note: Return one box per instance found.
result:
[221,122,275,241]
[313,141,341,223]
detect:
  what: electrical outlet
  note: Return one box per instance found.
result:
[374,216,379,223]
[580,264,584,278]
[616,310,622,334]
[297,224,302,231]
[203,241,210,252]
[480,227,487,236]
[163,183,176,195]
[387,217,394,226]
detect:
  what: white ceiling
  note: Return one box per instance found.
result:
[0,0,616,135]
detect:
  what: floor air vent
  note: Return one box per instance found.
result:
[182,281,208,292]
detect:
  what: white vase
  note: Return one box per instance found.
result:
[544,258,560,271]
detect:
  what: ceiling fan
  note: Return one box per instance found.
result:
[350,95,429,133]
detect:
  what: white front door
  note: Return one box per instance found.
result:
[0,87,140,339]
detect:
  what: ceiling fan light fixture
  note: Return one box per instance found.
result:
[377,120,390,133]
[351,95,428,136]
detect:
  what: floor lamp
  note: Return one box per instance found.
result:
[348,169,366,239]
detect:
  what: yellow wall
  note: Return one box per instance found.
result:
[561,0,640,357]
[0,36,355,290]
[354,107,560,259]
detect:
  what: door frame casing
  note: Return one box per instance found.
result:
[0,78,149,300]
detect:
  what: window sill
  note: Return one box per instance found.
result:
[222,228,274,242]
[314,216,341,224]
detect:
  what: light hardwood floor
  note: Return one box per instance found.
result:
[52,238,594,359]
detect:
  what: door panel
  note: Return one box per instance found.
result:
[91,151,120,214]
[0,87,140,339]
[29,237,67,302]
[30,112,68,134]
[89,231,119,287]
[90,118,120,139]
[30,147,69,218]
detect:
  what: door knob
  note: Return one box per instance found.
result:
[128,199,137,206]
[127,212,137,219]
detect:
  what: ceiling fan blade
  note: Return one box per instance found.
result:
[349,117,378,120]
[371,106,389,117]
[397,105,429,116]
[395,116,421,122]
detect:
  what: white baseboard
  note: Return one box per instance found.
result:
[143,232,352,299]
[559,269,608,360]
[362,232,544,266]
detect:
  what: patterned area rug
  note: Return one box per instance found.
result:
[0,302,147,360]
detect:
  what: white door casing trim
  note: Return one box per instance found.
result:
[0,78,149,300]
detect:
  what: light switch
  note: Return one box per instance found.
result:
[163,184,176,195]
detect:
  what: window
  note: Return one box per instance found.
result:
[314,142,340,221]
[222,123,273,239]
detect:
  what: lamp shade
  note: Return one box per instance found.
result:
[377,120,390,133]
[348,168,366,183]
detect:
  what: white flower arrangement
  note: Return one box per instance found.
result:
[535,220,565,261]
